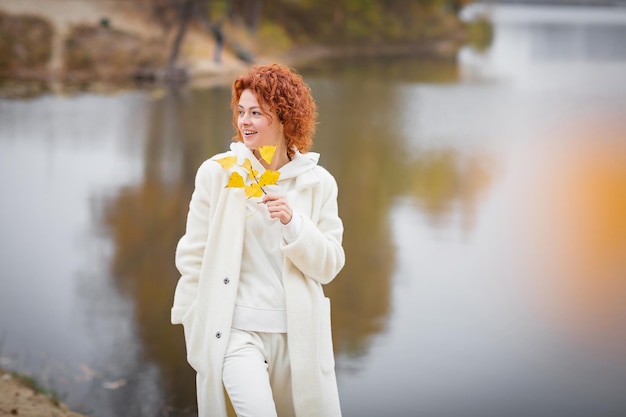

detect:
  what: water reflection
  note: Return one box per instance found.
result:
[0,92,161,415]
[530,24,626,61]
[407,149,493,232]
[1,4,625,417]
[98,88,234,415]
[302,55,460,84]
[308,75,407,362]
[334,5,626,417]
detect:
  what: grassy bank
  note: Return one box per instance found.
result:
[0,367,88,417]
[0,0,491,98]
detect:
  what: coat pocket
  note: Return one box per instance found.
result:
[182,302,204,373]
[319,297,336,374]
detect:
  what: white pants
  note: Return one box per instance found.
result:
[223,328,295,417]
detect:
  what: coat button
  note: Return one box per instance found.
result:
[223,277,230,284]
[215,331,222,339]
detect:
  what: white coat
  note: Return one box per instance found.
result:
[171,142,345,417]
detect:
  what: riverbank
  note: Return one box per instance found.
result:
[0,368,88,417]
[0,0,475,98]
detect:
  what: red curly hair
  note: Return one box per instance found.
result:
[231,64,317,157]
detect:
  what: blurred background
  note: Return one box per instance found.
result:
[1,0,625,416]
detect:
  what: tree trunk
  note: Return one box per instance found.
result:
[166,0,194,82]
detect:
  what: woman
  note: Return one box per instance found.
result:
[171,63,345,417]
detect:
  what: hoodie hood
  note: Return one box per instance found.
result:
[230,141,319,181]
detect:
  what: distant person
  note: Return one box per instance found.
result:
[212,21,224,63]
[171,63,345,417]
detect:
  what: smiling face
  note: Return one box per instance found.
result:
[237,89,284,151]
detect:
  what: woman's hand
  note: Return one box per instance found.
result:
[262,193,292,225]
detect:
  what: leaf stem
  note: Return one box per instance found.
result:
[250,168,267,195]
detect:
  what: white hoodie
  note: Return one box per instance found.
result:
[229,142,320,333]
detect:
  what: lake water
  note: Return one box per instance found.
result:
[1,4,625,416]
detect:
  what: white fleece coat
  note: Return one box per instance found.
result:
[171,142,345,417]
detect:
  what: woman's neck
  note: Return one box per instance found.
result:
[254,146,290,171]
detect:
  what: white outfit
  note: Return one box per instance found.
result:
[223,329,294,417]
[225,149,302,416]
[171,142,345,417]
[231,156,298,333]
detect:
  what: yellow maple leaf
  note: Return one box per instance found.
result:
[245,183,263,198]
[259,145,277,164]
[226,172,245,188]
[259,170,280,187]
[215,156,238,169]
[242,158,259,179]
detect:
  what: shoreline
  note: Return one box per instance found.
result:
[0,367,89,417]
[0,36,467,98]
[0,0,471,98]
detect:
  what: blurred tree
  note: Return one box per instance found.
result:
[230,0,264,31]
[261,0,473,45]
[146,0,474,73]
[167,0,194,79]
[147,0,226,78]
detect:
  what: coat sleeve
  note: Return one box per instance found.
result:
[171,160,215,324]
[281,168,345,285]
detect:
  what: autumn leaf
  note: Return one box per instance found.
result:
[226,172,245,188]
[259,145,277,164]
[242,158,259,179]
[259,170,280,187]
[215,156,238,169]
[219,149,279,198]
[245,183,263,198]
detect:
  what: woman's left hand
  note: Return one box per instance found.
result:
[262,193,292,225]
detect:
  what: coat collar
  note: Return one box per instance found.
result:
[229,141,320,191]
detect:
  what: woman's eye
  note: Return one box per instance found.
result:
[253,111,262,116]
